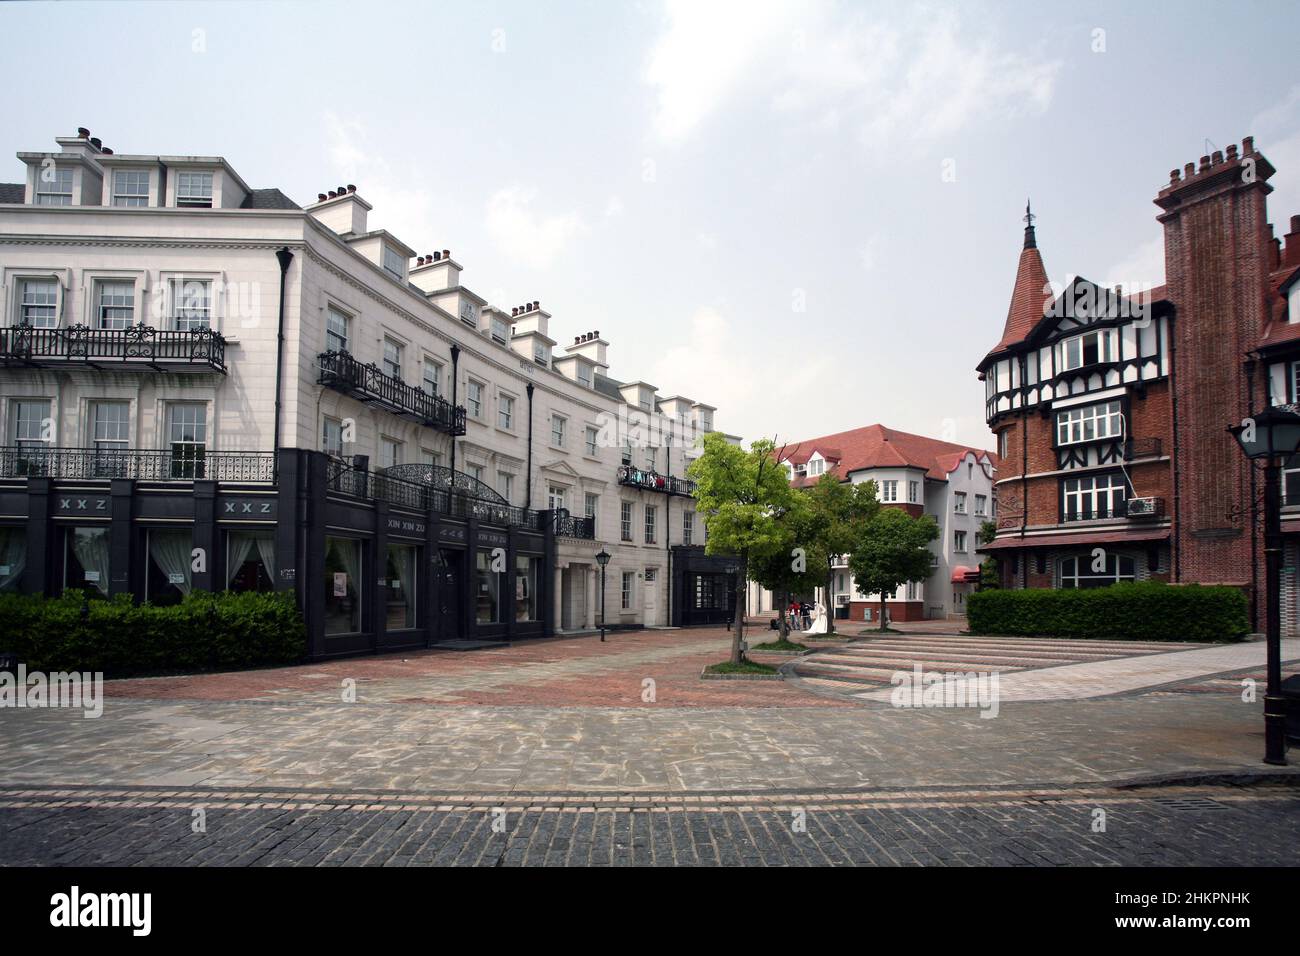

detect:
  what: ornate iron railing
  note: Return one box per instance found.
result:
[552,509,596,539]
[0,323,226,372]
[0,446,273,481]
[318,350,467,436]
[616,464,696,497]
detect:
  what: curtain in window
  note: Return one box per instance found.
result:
[0,528,26,591]
[331,538,361,594]
[255,535,276,582]
[71,528,110,596]
[227,533,255,587]
[149,530,193,596]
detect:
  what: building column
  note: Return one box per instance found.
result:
[192,480,216,594]
[109,478,133,598]
[24,478,52,596]
[585,565,597,629]
[554,563,565,633]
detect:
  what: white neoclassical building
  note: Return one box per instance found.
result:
[0,127,735,658]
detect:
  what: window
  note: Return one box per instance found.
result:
[880,480,898,502]
[498,471,514,504]
[620,501,633,541]
[175,171,214,208]
[382,338,403,379]
[622,443,633,467]
[1056,399,1123,445]
[1059,553,1137,589]
[475,549,503,624]
[468,462,485,483]
[698,412,713,432]
[954,492,967,514]
[226,531,274,592]
[551,414,566,448]
[954,530,967,552]
[548,485,567,512]
[459,301,479,326]
[809,458,824,476]
[112,169,149,207]
[908,480,919,503]
[974,494,987,516]
[646,447,657,472]
[383,246,406,281]
[89,401,129,469]
[326,306,350,353]
[534,343,549,366]
[65,527,110,595]
[324,536,362,634]
[1062,473,1127,521]
[515,555,540,622]
[683,510,694,546]
[384,544,418,630]
[491,316,509,344]
[379,437,402,470]
[999,429,1010,459]
[166,403,206,478]
[906,580,921,601]
[585,426,599,457]
[323,417,344,456]
[36,167,74,205]
[577,365,592,388]
[645,504,657,544]
[1057,329,1115,371]
[622,571,635,610]
[467,380,484,419]
[11,399,51,449]
[585,493,599,534]
[498,393,514,430]
[422,359,442,398]
[170,278,212,331]
[146,529,192,606]
[96,280,134,329]
[19,279,58,328]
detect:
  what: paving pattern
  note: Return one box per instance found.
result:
[1,781,1295,866]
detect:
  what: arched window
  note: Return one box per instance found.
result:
[1059,552,1136,589]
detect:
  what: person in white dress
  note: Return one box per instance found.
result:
[805,600,828,635]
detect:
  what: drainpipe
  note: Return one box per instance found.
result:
[272,247,294,475]
[1168,311,1182,584]
[1245,355,1259,631]
[525,383,535,508]
[449,344,461,475]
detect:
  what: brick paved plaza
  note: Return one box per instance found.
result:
[1,623,1298,866]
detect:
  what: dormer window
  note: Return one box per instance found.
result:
[491,316,508,344]
[176,171,213,208]
[383,246,406,281]
[534,343,550,367]
[808,458,824,476]
[459,301,478,326]
[112,170,149,207]
[35,168,73,205]
[1057,329,1115,371]
[639,397,652,411]
[577,365,592,388]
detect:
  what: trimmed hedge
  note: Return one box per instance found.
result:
[0,590,306,675]
[966,581,1249,642]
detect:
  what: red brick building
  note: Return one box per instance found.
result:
[978,136,1300,633]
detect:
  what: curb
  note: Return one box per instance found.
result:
[699,666,783,681]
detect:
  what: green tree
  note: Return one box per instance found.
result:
[747,493,823,639]
[977,519,1000,590]
[847,508,940,631]
[800,474,879,633]
[688,433,795,663]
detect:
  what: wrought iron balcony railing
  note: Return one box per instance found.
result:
[0,446,274,481]
[616,464,696,497]
[552,509,596,540]
[318,350,467,436]
[0,323,226,373]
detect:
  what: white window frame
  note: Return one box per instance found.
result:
[498,393,515,431]
[175,171,214,208]
[585,426,599,457]
[35,167,74,206]
[1057,328,1116,372]
[1056,399,1123,446]
[974,494,987,516]
[551,414,567,449]
[954,530,967,553]
[622,571,635,610]
[585,493,599,534]
[954,491,967,514]
[383,246,406,281]
[379,436,402,470]
[11,399,52,448]
[111,169,150,207]
[323,416,344,456]
[644,504,656,544]
[382,338,404,380]
[620,501,633,541]
[169,277,212,331]
[467,380,485,419]
[325,305,351,353]
[17,278,59,328]
[683,510,694,546]
[880,480,898,502]
[1062,472,1127,522]
[422,358,442,398]
[95,279,135,330]
[1059,553,1137,589]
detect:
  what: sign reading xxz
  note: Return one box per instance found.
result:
[223,501,273,515]
[58,497,108,512]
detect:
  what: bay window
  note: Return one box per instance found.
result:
[1062,472,1127,521]
[1056,399,1123,445]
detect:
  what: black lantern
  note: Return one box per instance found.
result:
[1228,404,1300,765]
[595,548,611,642]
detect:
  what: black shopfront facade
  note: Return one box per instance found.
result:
[0,448,558,660]
[669,545,739,627]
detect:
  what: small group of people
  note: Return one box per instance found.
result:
[786,599,828,635]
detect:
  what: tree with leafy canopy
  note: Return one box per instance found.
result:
[688,433,795,663]
[978,519,1000,590]
[798,474,880,633]
[847,507,940,631]
[746,492,825,640]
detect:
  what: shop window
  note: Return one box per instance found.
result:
[226,532,275,592]
[0,527,27,592]
[324,536,363,634]
[1058,553,1137,589]
[476,548,503,624]
[515,554,540,622]
[146,529,193,605]
[385,544,418,630]
[64,527,110,596]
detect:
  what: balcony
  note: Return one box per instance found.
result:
[552,509,596,540]
[0,323,226,373]
[0,446,274,481]
[318,350,466,436]
[335,459,544,531]
[616,464,696,497]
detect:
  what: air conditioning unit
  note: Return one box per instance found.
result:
[835,594,849,606]
[1126,496,1163,519]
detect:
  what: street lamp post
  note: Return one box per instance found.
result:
[1230,404,1300,765]
[595,548,611,643]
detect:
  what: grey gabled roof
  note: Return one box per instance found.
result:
[241,188,300,210]
[593,373,624,401]
[0,183,24,204]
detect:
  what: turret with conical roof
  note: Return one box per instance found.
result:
[980,202,1049,369]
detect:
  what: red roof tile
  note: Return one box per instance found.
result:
[981,221,1050,366]
[780,424,997,485]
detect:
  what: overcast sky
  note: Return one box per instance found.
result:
[4,0,1299,449]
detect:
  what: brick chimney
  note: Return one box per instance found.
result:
[1155,137,1275,609]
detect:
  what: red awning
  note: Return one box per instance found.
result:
[979,528,1170,552]
[950,565,980,583]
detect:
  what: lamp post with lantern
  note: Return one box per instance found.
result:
[595,548,611,642]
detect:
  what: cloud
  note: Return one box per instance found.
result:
[1252,88,1300,229]
[484,187,587,270]
[645,1,1059,151]
[1100,235,1165,291]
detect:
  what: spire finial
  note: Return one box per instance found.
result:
[1022,198,1037,249]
